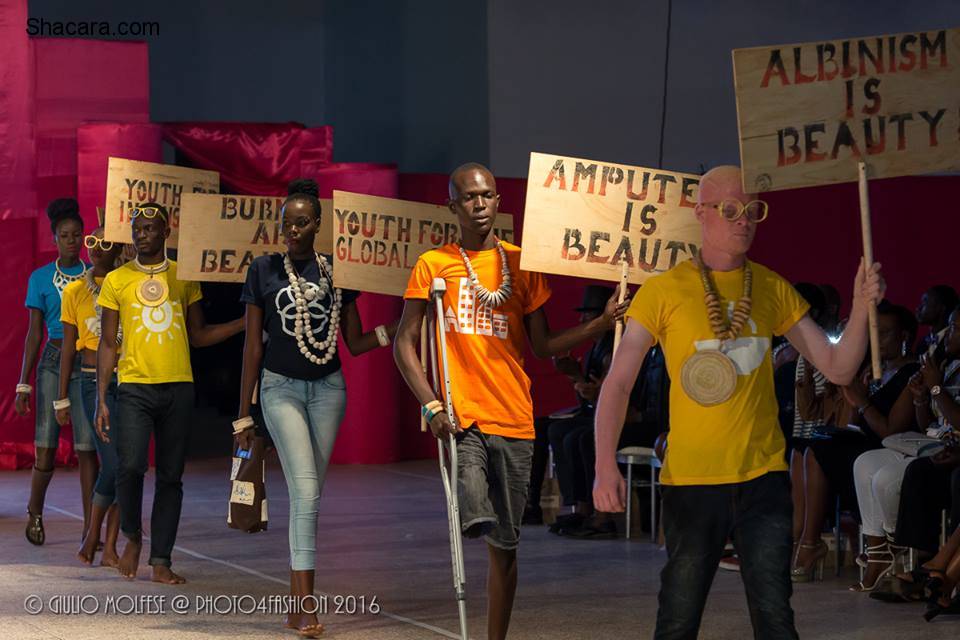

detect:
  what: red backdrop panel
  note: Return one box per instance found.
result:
[32,38,150,252]
[77,123,164,232]
[0,0,35,222]
[163,123,333,196]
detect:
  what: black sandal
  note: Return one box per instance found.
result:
[26,510,45,546]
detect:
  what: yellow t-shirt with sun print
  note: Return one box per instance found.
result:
[98,260,202,385]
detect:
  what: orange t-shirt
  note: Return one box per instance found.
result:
[404,242,551,440]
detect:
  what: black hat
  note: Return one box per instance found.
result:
[575,285,615,312]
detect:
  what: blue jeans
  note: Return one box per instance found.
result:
[260,368,346,571]
[80,371,120,508]
[35,342,95,452]
[655,471,798,640]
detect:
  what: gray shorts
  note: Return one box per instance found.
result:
[457,427,533,551]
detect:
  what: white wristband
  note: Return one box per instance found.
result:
[232,416,255,434]
[16,384,32,395]
[375,325,390,347]
[52,398,71,411]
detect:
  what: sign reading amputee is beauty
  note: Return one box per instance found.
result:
[332,191,515,297]
[176,193,334,282]
[733,28,960,192]
[521,152,701,285]
[103,158,220,247]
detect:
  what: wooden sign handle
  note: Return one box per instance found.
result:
[420,317,428,432]
[858,162,882,381]
[614,262,629,352]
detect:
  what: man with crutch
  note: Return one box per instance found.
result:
[394,162,629,640]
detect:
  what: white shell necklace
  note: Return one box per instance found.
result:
[458,237,512,308]
[53,259,88,296]
[283,252,342,365]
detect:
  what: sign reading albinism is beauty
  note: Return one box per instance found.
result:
[332,191,515,297]
[176,193,334,282]
[733,28,960,192]
[103,157,220,247]
[520,152,701,285]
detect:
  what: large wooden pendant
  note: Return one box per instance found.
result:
[136,277,169,307]
[680,349,737,406]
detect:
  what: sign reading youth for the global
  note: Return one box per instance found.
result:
[733,28,960,192]
[521,152,701,285]
[103,157,219,246]
[332,191,515,297]
[176,193,334,282]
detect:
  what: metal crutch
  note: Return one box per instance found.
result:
[426,277,468,640]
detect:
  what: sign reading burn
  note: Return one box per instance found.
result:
[520,152,701,285]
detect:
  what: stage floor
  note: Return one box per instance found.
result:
[0,458,952,639]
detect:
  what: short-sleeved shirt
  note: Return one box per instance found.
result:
[626,259,809,485]
[404,242,552,440]
[60,277,104,351]
[99,260,202,385]
[240,253,360,381]
[25,261,90,340]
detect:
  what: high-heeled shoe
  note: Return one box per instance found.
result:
[26,510,45,546]
[849,540,894,592]
[791,540,827,583]
[924,594,960,622]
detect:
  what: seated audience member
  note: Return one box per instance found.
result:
[791,302,918,584]
[853,305,960,592]
[914,508,960,620]
[523,285,616,525]
[779,283,829,544]
[553,343,668,538]
[775,283,827,445]
[819,284,842,337]
[916,285,958,356]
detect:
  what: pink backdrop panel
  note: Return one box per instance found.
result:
[32,38,150,254]
[77,123,164,231]
[0,0,35,222]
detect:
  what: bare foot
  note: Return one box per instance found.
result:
[286,613,323,637]
[100,548,120,568]
[117,536,142,580]
[151,565,186,585]
[77,535,98,565]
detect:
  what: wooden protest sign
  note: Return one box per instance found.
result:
[733,28,960,193]
[103,157,220,247]
[520,152,701,285]
[332,191,515,297]
[177,194,334,282]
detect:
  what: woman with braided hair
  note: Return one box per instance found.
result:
[15,198,97,547]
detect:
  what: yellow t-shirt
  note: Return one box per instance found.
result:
[60,277,103,352]
[98,260,202,385]
[626,259,809,485]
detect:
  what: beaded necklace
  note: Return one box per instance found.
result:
[282,252,343,365]
[457,237,512,308]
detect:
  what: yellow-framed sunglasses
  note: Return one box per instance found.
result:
[129,206,166,221]
[705,199,768,223]
[84,235,114,251]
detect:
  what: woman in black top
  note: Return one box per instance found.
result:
[234,179,396,638]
